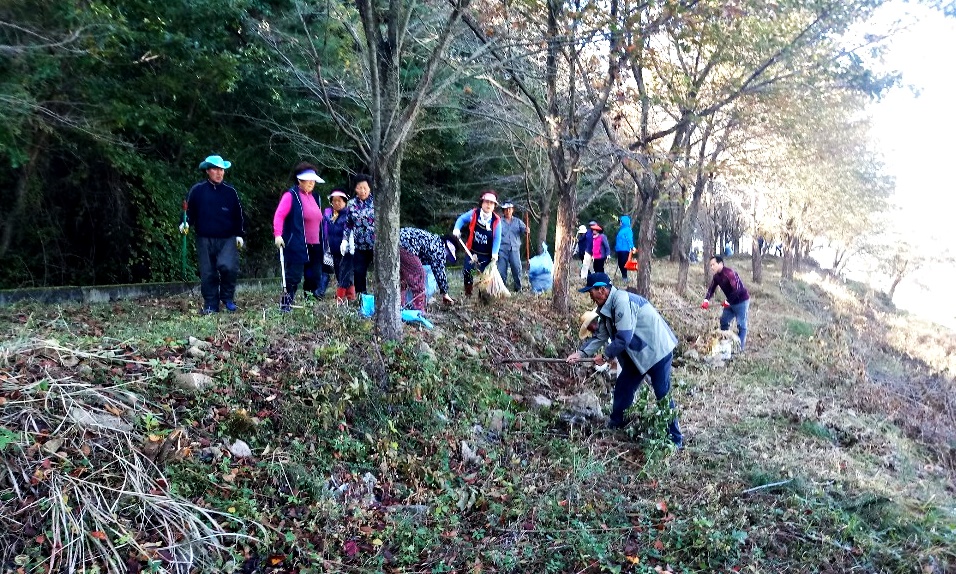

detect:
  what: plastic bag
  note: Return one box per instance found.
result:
[528,242,554,293]
[360,293,375,317]
[422,265,438,298]
[624,250,638,271]
[358,293,434,328]
[401,309,434,329]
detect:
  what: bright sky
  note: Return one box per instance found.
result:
[858,2,956,328]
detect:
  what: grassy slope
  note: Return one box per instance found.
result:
[1,258,954,574]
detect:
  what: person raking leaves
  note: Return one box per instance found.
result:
[566,272,683,448]
[701,254,750,351]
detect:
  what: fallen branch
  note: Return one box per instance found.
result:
[741,479,793,495]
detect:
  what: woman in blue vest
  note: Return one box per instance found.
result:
[272,162,325,312]
[452,190,502,298]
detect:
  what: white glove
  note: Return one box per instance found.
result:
[347,234,355,254]
[491,254,499,264]
[236,237,245,249]
[452,228,461,238]
[593,362,610,373]
[178,222,189,235]
[274,236,285,249]
[470,254,478,265]
[340,239,348,256]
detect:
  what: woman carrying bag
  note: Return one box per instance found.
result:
[614,215,636,284]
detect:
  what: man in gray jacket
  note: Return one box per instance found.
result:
[497,200,527,291]
[566,272,683,447]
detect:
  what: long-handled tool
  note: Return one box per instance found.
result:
[455,235,476,264]
[497,357,598,364]
[180,200,188,282]
[279,245,287,294]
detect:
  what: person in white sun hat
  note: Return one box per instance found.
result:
[272,161,326,312]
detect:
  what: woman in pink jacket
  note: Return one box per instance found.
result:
[589,223,610,273]
[272,162,325,312]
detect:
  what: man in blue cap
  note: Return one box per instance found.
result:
[180,155,246,314]
[566,272,683,447]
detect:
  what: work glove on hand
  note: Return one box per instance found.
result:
[722,300,730,308]
[701,299,710,310]
[470,254,478,265]
[452,228,461,239]
[235,237,245,249]
[274,236,285,249]
[178,222,189,235]
[340,239,348,256]
[491,254,499,264]
[347,234,355,255]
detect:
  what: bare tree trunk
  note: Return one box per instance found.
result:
[676,130,714,295]
[669,197,685,263]
[373,155,403,341]
[550,182,576,314]
[633,176,657,296]
[751,236,763,284]
[887,275,902,302]
[676,187,701,295]
[781,231,797,280]
[537,189,553,252]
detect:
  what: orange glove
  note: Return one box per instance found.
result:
[722,300,730,308]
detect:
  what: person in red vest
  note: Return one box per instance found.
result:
[452,191,502,298]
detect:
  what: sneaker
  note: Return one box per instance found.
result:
[200,306,219,315]
[222,300,238,312]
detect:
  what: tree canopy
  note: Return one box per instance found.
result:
[0,0,921,336]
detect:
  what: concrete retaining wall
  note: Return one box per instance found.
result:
[0,278,280,306]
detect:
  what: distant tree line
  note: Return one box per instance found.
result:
[3,0,910,336]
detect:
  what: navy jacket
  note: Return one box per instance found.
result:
[185,180,245,239]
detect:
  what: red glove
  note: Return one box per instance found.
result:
[701,299,709,310]
[722,301,730,308]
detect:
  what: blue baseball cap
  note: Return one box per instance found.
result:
[578,272,612,292]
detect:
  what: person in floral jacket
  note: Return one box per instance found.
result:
[344,174,375,294]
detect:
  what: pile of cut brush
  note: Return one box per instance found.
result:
[474,265,510,304]
[683,329,741,368]
[0,338,258,573]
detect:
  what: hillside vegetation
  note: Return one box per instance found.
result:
[1,259,954,573]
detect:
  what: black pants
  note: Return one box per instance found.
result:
[197,236,239,310]
[353,248,374,293]
[616,251,630,280]
[284,244,323,296]
[613,351,682,446]
[332,252,354,288]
